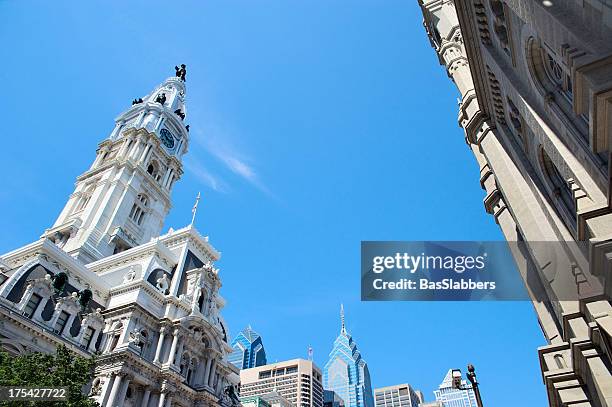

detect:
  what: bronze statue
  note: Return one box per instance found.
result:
[174,109,185,120]
[185,125,190,132]
[224,386,240,406]
[155,93,166,105]
[175,64,187,81]
[132,98,143,105]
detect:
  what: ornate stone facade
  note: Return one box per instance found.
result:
[419,0,612,405]
[0,70,240,407]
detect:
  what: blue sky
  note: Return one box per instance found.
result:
[0,1,547,405]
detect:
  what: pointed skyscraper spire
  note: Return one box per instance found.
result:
[340,303,347,335]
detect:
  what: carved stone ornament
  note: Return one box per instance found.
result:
[128,329,144,348]
[123,266,136,284]
[156,273,170,294]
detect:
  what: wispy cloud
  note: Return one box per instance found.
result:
[191,126,274,198]
[184,158,229,193]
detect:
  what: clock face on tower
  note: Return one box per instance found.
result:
[159,128,175,149]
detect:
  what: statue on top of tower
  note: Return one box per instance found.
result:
[175,64,187,81]
[155,92,167,105]
[174,109,185,120]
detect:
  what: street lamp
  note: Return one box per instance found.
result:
[466,364,484,407]
[450,364,484,407]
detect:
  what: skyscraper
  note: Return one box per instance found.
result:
[323,305,374,407]
[229,325,268,369]
[374,384,422,407]
[433,369,477,407]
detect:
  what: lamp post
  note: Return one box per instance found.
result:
[466,364,484,407]
[450,364,484,407]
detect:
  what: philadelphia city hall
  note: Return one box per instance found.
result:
[0,66,241,407]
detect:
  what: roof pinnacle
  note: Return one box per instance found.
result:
[340,303,347,335]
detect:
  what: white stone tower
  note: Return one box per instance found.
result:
[0,66,241,407]
[45,69,190,263]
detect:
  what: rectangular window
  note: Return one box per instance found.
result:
[55,310,70,334]
[23,293,42,318]
[82,326,95,348]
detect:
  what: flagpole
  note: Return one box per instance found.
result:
[191,192,201,225]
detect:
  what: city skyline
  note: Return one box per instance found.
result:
[0,1,548,405]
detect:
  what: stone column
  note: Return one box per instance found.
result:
[106,373,123,407]
[119,136,134,158]
[174,338,185,368]
[162,167,173,188]
[157,391,166,407]
[32,297,49,321]
[153,327,167,364]
[97,375,114,407]
[88,329,101,352]
[202,357,213,386]
[63,313,77,335]
[215,374,224,394]
[207,359,217,387]
[116,376,131,407]
[141,387,151,407]
[166,329,179,365]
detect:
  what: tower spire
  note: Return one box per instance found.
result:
[45,67,190,263]
[340,303,346,335]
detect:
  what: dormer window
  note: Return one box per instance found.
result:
[54,310,70,334]
[22,293,42,318]
[129,194,149,225]
[82,326,96,349]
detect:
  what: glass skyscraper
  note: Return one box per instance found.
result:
[433,369,478,407]
[229,325,267,370]
[323,305,374,407]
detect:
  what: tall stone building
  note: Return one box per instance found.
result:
[0,67,241,407]
[418,0,612,405]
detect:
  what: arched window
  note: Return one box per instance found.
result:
[554,354,566,369]
[527,37,589,141]
[540,147,576,222]
[107,321,123,352]
[543,51,572,101]
[137,330,148,356]
[147,160,162,182]
[128,194,148,225]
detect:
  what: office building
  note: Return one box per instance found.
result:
[240,359,324,407]
[374,384,422,407]
[229,325,267,370]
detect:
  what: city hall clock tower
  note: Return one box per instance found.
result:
[45,67,190,263]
